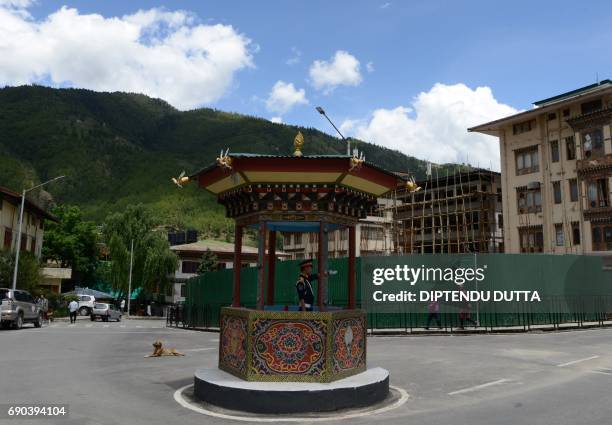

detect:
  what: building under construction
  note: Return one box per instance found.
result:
[392,168,504,254]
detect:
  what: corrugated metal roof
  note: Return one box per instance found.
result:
[170,239,289,256]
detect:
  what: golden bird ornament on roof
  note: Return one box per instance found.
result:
[406,176,421,193]
[171,170,189,188]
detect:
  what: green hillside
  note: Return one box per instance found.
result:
[0,85,449,235]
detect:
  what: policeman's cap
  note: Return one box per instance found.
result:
[299,259,313,269]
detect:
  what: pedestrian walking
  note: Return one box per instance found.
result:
[68,299,79,324]
[120,298,126,312]
[39,294,49,322]
[425,300,442,329]
[459,303,477,330]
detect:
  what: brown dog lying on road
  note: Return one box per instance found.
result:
[145,339,185,357]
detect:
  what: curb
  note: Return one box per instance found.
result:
[53,316,165,322]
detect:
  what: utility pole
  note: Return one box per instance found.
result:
[12,176,65,291]
[127,239,134,316]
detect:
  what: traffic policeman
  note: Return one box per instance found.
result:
[296,259,318,311]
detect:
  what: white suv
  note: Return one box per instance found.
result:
[77,295,96,316]
[1,288,43,329]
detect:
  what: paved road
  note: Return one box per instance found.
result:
[1,319,611,425]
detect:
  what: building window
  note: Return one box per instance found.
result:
[517,187,542,213]
[294,233,303,245]
[180,284,187,297]
[569,179,578,202]
[515,147,539,175]
[497,213,503,227]
[581,128,604,158]
[513,120,535,135]
[547,112,556,121]
[3,228,11,250]
[550,140,559,162]
[571,222,580,245]
[563,108,570,117]
[519,226,544,253]
[580,98,602,115]
[591,224,612,251]
[555,223,564,246]
[565,136,576,160]
[586,178,609,209]
[553,181,562,204]
[181,261,199,274]
[283,234,291,246]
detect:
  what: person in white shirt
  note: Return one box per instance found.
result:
[68,299,79,324]
[120,299,126,312]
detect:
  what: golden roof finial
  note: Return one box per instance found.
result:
[293,131,304,156]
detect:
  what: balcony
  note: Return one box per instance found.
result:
[576,154,612,177]
[566,107,612,132]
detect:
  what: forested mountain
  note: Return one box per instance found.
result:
[0,85,452,236]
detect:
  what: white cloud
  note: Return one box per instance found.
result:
[366,61,375,73]
[380,2,391,9]
[341,83,518,170]
[309,50,362,93]
[0,0,33,8]
[285,46,301,66]
[270,116,283,124]
[265,80,308,115]
[0,4,254,110]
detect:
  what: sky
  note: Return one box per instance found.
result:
[1,0,611,170]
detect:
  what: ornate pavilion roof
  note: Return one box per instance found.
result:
[190,153,403,198]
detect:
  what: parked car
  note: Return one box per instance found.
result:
[0,288,43,329]
[77,295,96,316]
[90,303,122,322]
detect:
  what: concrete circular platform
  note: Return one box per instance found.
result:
[193,367,390,414]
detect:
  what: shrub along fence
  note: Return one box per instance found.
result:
[172,254,612,332]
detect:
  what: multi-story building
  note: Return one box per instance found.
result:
[470,80,612,262]
[167,239,289,303]
[1,186,69,293]
[282,198,397,259]
[0,186,53,257]
[394,169,503,253]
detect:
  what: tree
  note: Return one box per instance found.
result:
[197,249,218,274]
[42,205,99,284]
[0,251,41,294]
[102,204,177,298]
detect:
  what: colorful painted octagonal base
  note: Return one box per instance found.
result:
[218,307,366,382]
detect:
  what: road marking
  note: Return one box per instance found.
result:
[136,325,142,328]
[448,379,510,395]
[120,325,126,328]
[590,369,612,376]
[557,355,599,368]
[174,384,409,422]
[183,347,216,352]
[85,324,92,328]
[103,325,109,328]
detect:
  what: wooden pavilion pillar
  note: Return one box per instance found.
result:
[256,221,267,310]
[266,230,276,306]
[348,225,356,309]
[232,224,243,307]
[317,222,329,310]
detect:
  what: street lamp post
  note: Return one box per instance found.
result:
[316,106,351,156]
[11,176,65,291]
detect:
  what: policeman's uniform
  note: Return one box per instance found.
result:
[296,273,317,311]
